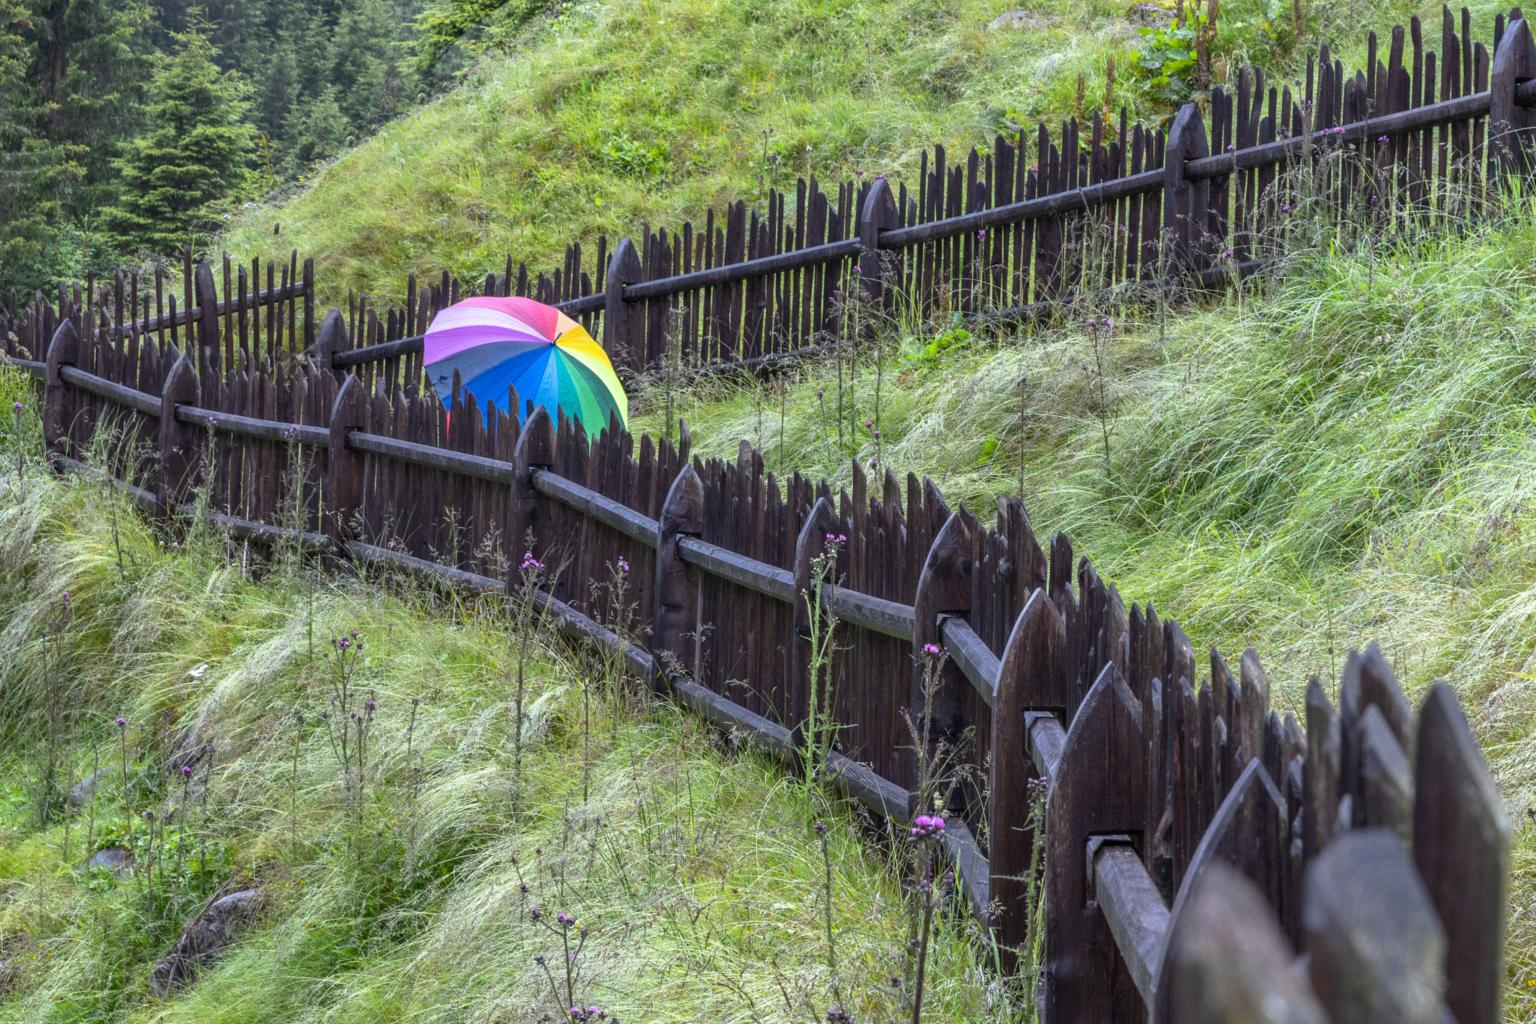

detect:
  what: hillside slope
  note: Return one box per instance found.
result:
[637,202,1536,1013]
[219,0,1460,301]
[0,443,1010,1021]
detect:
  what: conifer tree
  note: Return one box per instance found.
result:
[102,17,256,256]
[0,0,83,291]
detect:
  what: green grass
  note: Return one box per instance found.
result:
[0,434,1016,1021]
[636,199,1536,1015]
[217,0,1477,303]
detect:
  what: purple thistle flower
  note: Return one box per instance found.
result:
[1368,194,1379,206]
[10,401,21,413]
[851,264,861,276]
[1280,203,1293,213]
[115,716,127,729]
[922,642,942,657]
[364,697,376,713]
[909,814,946,841]
[529,905,543,921]
[976,228,987,240]
[180,764,193,777]
[616,556,630,574]
[556,911,575,927]
[1377,133,1390,144]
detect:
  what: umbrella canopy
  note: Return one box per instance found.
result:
[423,296,628,430]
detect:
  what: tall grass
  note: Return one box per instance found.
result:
[218,0,1478,302]
[648,198,1536,1015]
[0,421,1019,1021]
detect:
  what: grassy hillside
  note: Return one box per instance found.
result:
[219,0,1473,301]
[0,411,1016,1021]
[636,200,1536,1014]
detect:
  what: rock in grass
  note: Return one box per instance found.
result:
[1126,2,1175,27]
[148,889,261,996]
[988,10,1048,30]
[67,769,109,808]
[82,846,134,878]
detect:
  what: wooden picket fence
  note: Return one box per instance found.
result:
[0,7,1524,1020]
[7,6,1536,390]
[23,289,1511,1021]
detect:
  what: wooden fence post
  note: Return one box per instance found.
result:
[858,176,900,313]
[157,354,201,520]
[326,373,366,555]
[1163,103,1211,279]
[194,262,221,377]
[43,318,79,469]
[315,308,350,381]
[910,510,972,802]
[990,588,1066,965]
[1413,681,1509,1024]
[790,496,843,754]
[1152,760,1288,1022]
[509,404,558,585]
[1303,829,1446,1024]
[652,463,704,693]
[1044,661,1146,1023]
[1490,18,1536,177]
[1165,866,1327,1024]
[605,239,643,373]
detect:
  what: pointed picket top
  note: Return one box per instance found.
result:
[1153,759,1288,1023]
[1414,680,1509,1024]
[1305,829,1446,1024]
[1166,865,1326,1024]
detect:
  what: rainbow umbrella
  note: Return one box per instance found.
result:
[423,296,628,430]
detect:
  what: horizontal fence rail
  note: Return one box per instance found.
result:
[1,8,1523,1020]
[29,289,1513,1021]
[8,7,1536,398]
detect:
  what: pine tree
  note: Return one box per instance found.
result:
[28,0,152,208]
[102,19,256,256]
[0,0,83,292]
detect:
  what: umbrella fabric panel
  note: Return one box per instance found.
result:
[427,341,550,402]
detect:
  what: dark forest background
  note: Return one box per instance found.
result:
[0,0,547,295]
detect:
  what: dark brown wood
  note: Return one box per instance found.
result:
[940,616,999,705]
[989,589,1065,961]
[910,510,973,797]
[1413,680,1509,1024]
[653,464,704,691]
[326,374,366,553]
[679,535,796,601]
[315,309,349,378]
[789,495,842,749]
[43,318,80,466]
[194,263,221,376]
[1154,760,1289,1022]
[1304,829,1446,1024]
[1166,865,1326,1024]
[1164,103,1212,275]
[604,239,644,371]
[1093,841,1170,1006]
[157,355,201,518]
[509,404,558,581]
[858,176,899,312]
[1491,18,1536,174]
[1045,662,1146,1023]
